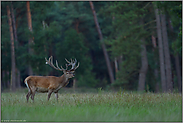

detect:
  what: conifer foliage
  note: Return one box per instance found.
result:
[1,1,182,92]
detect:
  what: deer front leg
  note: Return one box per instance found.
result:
[48,90,53,101]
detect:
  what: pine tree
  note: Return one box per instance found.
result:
[154,4,167,92]
[7,5,16,91]
[160,12,173,92]
[89,1,114,84]
[26,1,34,75]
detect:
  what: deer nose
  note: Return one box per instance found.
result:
[73,73,75,76]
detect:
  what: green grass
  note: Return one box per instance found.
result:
[1,90,182,122]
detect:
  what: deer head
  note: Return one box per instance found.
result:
[45,56,79,78]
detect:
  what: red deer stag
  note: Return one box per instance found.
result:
[24,56,79,102]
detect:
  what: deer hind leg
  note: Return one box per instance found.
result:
[30,87,36,102]
[26,91,31,103]
[25,79,32,102]
[54,91,59,102]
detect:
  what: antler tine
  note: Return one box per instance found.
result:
[45,58,48,64]
[50,56,58,70]
[60,64,68,71]
[74,58,77,64]
[45,56,51,64]
[70,58,77,70]
[65,58,71,64]
[65,64,68,70]
[45,56,52,64]
[64,58,80,71]
[56,60,65,71]
[49,56,52,64]
[50,56,53,65]
[50,57,59,70]
[72,58,77,69]
[74,62,80,70]
[65,58,74,69]
[45,56,64,71]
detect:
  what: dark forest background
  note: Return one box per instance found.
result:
[1,1,182,93]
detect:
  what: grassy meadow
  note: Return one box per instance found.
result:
[1,89,182,122]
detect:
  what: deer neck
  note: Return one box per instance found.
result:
[59,74,69,83]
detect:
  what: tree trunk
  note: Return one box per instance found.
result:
[175,55,181,92]
[11,2,18,47]
[2,71,5,90]
[152,35,157,48]
[7,71,10,89]
[160,13,173,92]
[7,5,16,92]
[26,1,34,75]
[114,57,118,80]
[16,68,21,88]
[114,57,118,73]
[138,38,148,91]
[138,19,148,92]
[152,35,160,92]
[168,19,182,92]
[11,2,21,88]
[89,1,114,84]
[154,5,166,92]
